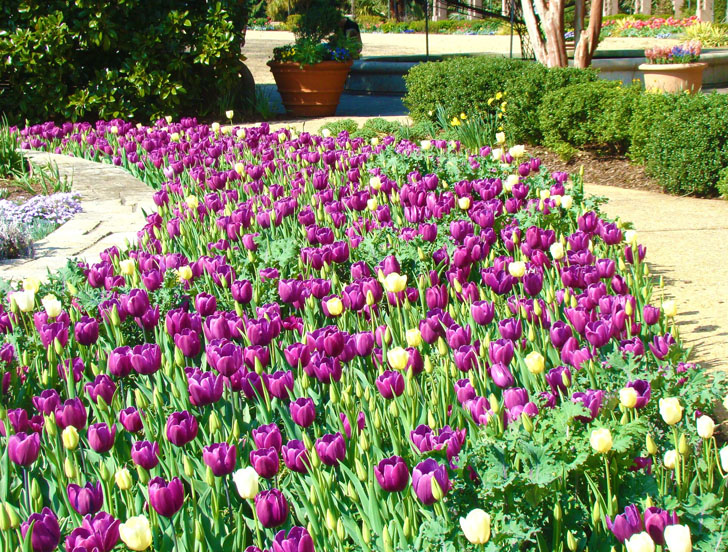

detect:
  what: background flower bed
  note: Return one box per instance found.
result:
[403,56,728,197]
[1,118,725,552]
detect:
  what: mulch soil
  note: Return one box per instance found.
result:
[529,145,663,193]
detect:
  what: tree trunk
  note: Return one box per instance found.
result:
[574,0,604,68]
[520,0,568,67]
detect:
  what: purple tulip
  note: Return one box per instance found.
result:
[545,366,571,395]
[267,370,294,400]
[488,338,514,365]
[131,440,160,470]
[252,423,282,452]
[87,423,116,454]
[375,370,405,399]
[21,508,61,552]
[203,442,237,476]
[119,407,144,433]
[33,389,60,416]
[272,526,314,552]
[84,374,116,405]
[74,316,99,346]
[174,328,201,357]
[67,482,104,516]
[8,432,41,466]
[55,398,87,430]
[250,447,280,479]
[65,511,120,552]
[129,343,162,375]
[231,279,253,303]
[255,488,289,528]
[411,459,450,505]
[187,370,224,406]
[121,289,150,318]
[314,432,346,466]
[489,362,515,388]
[282,439,309,474]
[454,379,476,404]
[166,411,198,447]
[625,379,651,409]
[108,346,132,378]
[642,305,660,325]
[374,456,410,492]
[585,319,611,348]
[206,340,242,376]
[195,293,217,316]
[649,333,675,360]
[549,321,573,349]
[643,507,679,545]
[606,504,643,543]
[289,397,316,428]
[571,390,604,423]
[148,477,184,517]
[470,300,495,325]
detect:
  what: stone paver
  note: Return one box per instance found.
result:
[0,152,155,282]
[584,182,728,371]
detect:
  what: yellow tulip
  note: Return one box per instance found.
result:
[119,516,153,551]
[459,509,491,544]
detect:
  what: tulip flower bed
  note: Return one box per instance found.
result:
[1,119,727,552]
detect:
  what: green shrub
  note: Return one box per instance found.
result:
[717,166,728,198]
[538,81,640,152]
[0,1,253,123]
[283,14,304,32]
[503,65,600,144]
[319,119,359,136]
[403,56,599,144]
[630,92,728,196]
[403,56,526,122]
[361,118,403,135]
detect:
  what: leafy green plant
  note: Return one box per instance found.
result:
[538,81,640,152]
[0,118,24,179]
[683,22,728,46]
[0,1,254,123]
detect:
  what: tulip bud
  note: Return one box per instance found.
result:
[591,500,601,525]
[204,466,215,486]
[374,411,382,430]
[65,457,77,479]
[5,503,20,529]
[355,458,367,482]
[31,478,40,500]
[116,468,133,490]
[330,384,340,404]
[554,503,562,522]
[135,389,148,409]
[389,401,399,417]
[347,482,358,502]
[336,518,345,540]
[138,466,150,485]
[404,517,412,538]
[567,531,577,552]
[430,477,444,502]
[362,521,371,544]
[383,526,394,552]
[100,463,111,482]
[522,412,534,433]
[646,434,657,455]
[489,394,500,414]
[44,415,57,438]
[326,509,336,531]
[195,521,203,542]
[424,356,433,374]
[209,411,221,435]
[678,434,689,455]
[62,426,79,450]
[437,337,448,356]
[0,503,10,531]
[183,456,194,478]
[359,431,369,452]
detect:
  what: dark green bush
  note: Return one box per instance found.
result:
[0,1,253,123]
[630,92,728,196]
[403,56,599,144]
[538,80,640,152]
[403,56,527,122]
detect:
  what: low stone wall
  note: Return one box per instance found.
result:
[345,49,728,95]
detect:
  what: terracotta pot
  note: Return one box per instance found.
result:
[638,62,708,94]
[269,60,353,117]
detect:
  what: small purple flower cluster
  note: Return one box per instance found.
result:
[0,192,82,227]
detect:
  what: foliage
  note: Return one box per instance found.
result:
[538,81,640,152]
[403,56,599,145]
[645,40,702,64]
[629,92,728,196]
[683,22,728,47]
[0,1,254,124]
[0,118,25,179]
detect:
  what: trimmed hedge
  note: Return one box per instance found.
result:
[404,57,599,145]
[539,81,640,152]
[404,56,728,197]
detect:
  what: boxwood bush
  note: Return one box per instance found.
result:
[0,1,253,123]
[538,80,640,152]
[404,55,727,197]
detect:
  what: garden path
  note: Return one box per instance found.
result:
[0,147,725,371]
[0,152,154,282]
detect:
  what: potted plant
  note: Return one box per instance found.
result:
[268,0,361,117]
[639,40,707,94]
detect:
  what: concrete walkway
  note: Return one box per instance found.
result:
[0,152,154,282]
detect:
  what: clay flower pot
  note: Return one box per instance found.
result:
[269,60,353,117]
[638,62,708,94]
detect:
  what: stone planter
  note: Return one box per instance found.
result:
[269,60,353,117]
[638,62,708,94]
